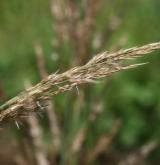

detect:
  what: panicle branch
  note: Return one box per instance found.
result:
[0,42,160,123]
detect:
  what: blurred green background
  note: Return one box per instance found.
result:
[0,0,160,164]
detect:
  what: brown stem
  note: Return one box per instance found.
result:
[27,116,49,165]
[24,81,49,165]
[35,42,61,152]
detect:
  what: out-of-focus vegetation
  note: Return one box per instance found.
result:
[0,0,160,164]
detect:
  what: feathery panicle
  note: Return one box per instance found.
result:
[0,42,160,123]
